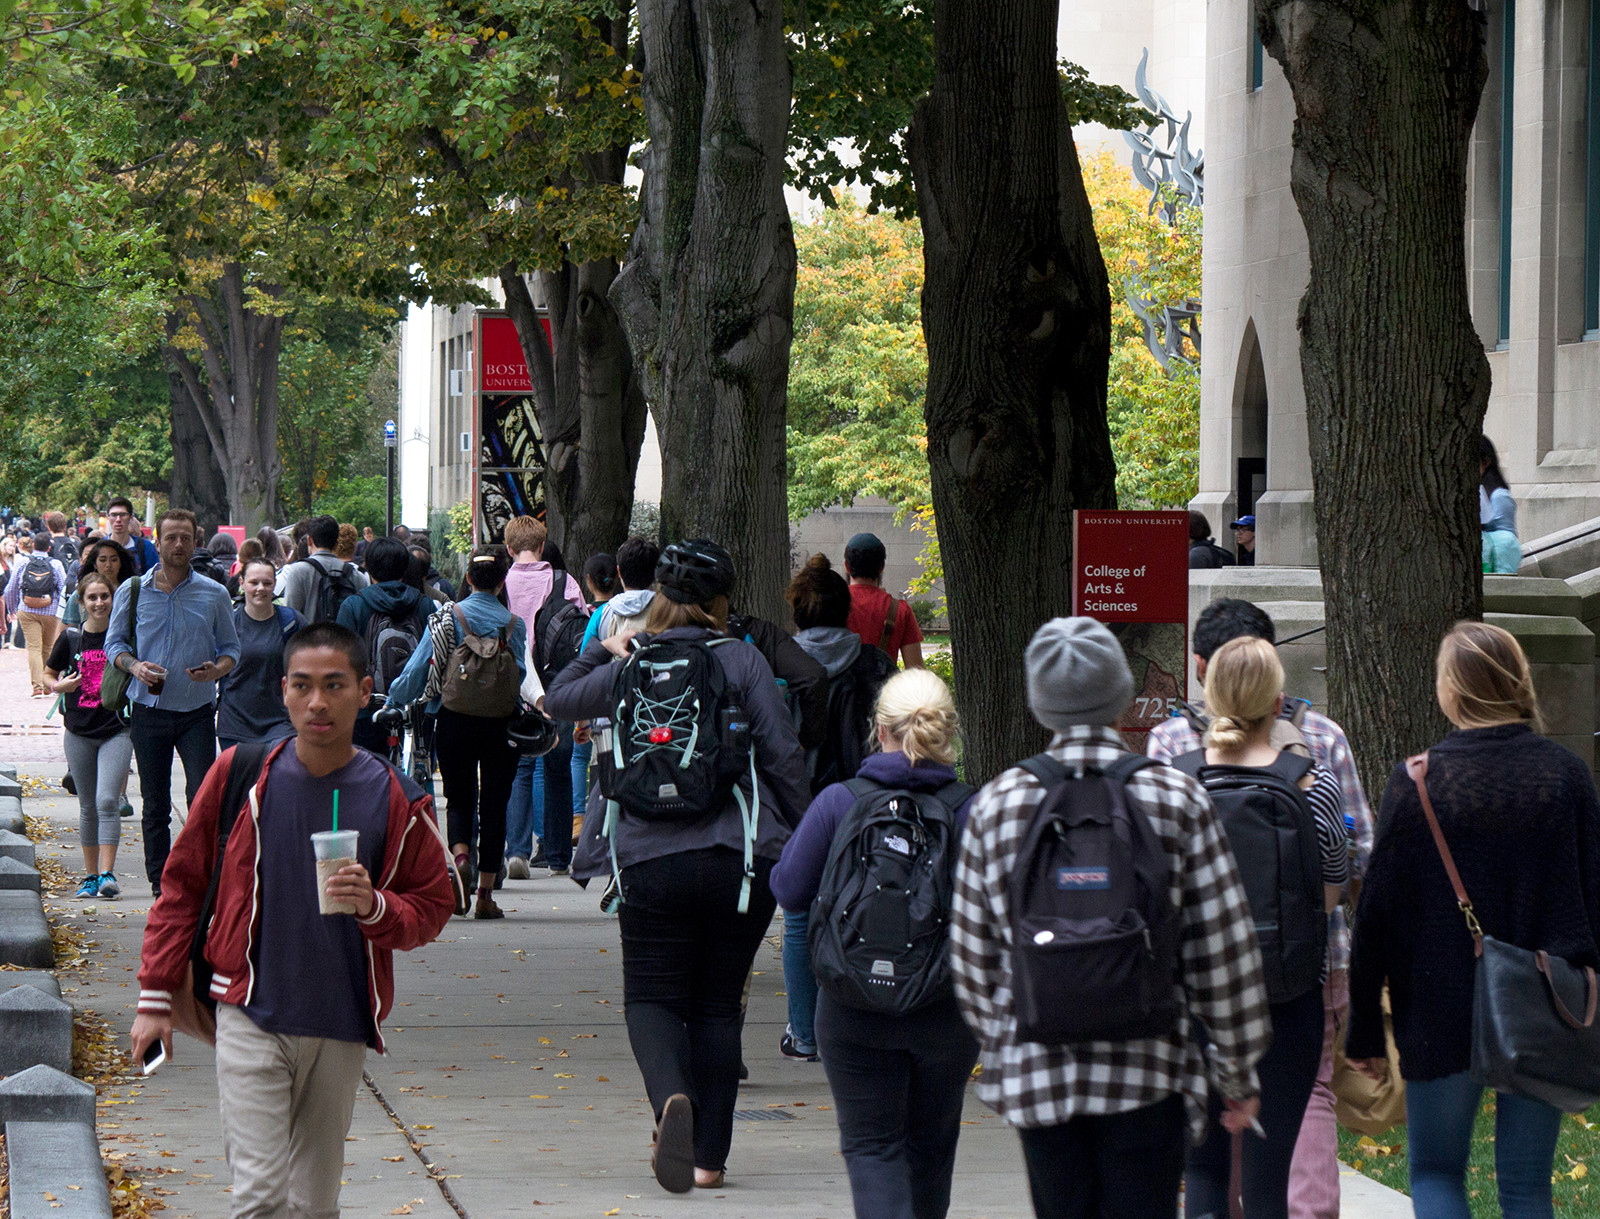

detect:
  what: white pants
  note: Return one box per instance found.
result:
[215,1004,368,1219]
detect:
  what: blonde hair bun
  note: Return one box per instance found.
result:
[875,668,960,767]
[1201,636,1284,750]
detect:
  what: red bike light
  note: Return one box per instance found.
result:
[648,727,674,744]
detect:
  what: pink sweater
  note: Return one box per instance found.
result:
[505,559,584,635]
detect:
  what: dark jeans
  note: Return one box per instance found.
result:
[541,722,575,867]
[129,703,217,890]
[1185,986,1325,1219]
[814,990,978,1219]
[618,847,777,1172]
[434,708,518,878]
[1406,1072,1563,1218]
[1017,1093,1186,1219]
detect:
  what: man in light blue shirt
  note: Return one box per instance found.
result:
[106,509,241,895]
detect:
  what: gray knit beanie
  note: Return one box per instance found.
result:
[1025,617,1135,732]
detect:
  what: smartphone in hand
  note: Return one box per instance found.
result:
[141,1039,166,1075]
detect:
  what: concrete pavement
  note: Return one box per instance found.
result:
[0,642,1411,1217]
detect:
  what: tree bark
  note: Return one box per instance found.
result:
[1260,2,1490,800]
[611,0,796,625]
[164,263,286,531]
[500,254,647,567]
[164,351,229,531]
[908,0,1119,784]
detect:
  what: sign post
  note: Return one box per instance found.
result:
[384,418,397,536]
[1071,510,1191,754]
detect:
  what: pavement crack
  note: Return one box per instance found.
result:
[364,1069,468,1218]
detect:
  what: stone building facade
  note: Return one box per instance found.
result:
[1198,0,1600,564]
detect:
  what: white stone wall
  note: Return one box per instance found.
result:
[1202,0,1600,564]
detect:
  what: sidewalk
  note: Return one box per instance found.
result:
[0,646,1413,1217]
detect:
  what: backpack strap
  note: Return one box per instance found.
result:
[191,742,273,992]
[1019,752,1069,788]
[1176,697,1209,737]
[274,604,299,642]
[879,595,898,653]
[1168,749,1205,778]
[927,779,977,819]
[1266,751,1315,786]
[1282,697,1311,728]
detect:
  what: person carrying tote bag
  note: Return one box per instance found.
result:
[1346,621,1600,1219]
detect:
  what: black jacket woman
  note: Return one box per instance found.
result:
[545,539,810,1195]
[1347,622,1600,1219]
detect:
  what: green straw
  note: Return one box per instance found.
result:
[332,789,339,834]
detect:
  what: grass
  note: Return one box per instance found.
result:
[1338,1101,1600,1215]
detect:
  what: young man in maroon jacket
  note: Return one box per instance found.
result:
[131,622,455,1218]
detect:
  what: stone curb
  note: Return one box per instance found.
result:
[0,794,23,835]
[0,890,54,968]
[0,971,61,999]
[6,1120,112,1219]
[0,1065,95,1125]
[0,984,72,1074]
[0,828,35,868]
[0,856,42,891]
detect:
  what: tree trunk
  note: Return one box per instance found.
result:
[500,255,647,567]
[1260,2,1490,800]
[165,263,286,531]
[907,0,1119,784]
[611,0,796,625]
[164,351,229,531]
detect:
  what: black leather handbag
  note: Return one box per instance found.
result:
[1409,752,1600,1112]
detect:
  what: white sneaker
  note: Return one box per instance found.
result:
[506,856,531,880]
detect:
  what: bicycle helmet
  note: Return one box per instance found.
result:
[507,709,560,757]
[655,538,736,605]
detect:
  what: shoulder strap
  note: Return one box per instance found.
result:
[1168,749,1205,778]
[128,573,141,657]
[1406,752,1483,956]
[275,604,298,641]
[1176,697,1208,736]
[1018,752,1068,788]
[843,776,881,802]
[927,779,977,817]
[450,602,468,641]
[1267,751,1315,785]
[879,594,898,652]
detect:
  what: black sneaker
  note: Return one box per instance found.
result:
[780,1027,819,1062]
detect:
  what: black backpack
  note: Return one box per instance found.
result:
[364,604,424,697]
[297,557,361,625]
[1008,753,1184,1044]
[807,646,893,795]
[49,535,79,566]
[19,555,58,603]
[600,636,749,823]
[192,742,273,1017]
[808,776,974,1015]
[1171,750,1327,1003]
[533,570,590,685]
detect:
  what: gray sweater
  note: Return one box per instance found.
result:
[546,626,810,876]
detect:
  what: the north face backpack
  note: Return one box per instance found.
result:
[1008,753,1184,1045]
[808,776,974,1015]
[598,635,761,910]
[1171,749,1326,1004]
[19,555,58,606]
[438,604,521,717]
[364,606,424,697]
[533,570,590,686]
[297,557,361,625]
[807,646,893,795]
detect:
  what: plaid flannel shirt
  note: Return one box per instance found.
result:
[950,726,1271,1140]
[1146,702,1375,971]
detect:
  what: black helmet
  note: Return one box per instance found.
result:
[507,710,560,757]
[655,539,735,605]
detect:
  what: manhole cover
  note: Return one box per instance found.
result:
[732,1109,798,1122]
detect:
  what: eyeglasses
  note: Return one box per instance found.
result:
[108,510,131,519]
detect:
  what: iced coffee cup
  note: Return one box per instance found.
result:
[311,829,360,915]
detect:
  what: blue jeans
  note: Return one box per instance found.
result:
[782,909,819,1046]
[571,739,592,817]
[541,722,575,868]
[505,756,544,862]
[1406,1072,1562,1218]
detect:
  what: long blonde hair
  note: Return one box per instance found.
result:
[1436,621,1543,732]
[1202,636,1284,751]
[875,668,960,766]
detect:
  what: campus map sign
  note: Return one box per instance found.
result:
[1071,510,1190,753]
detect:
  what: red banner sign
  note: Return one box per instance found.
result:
[1072,510,1190,752]
[480,314,539,394]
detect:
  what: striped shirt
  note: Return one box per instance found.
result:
[950,725,1271,1139]
[1147,703,1374,970]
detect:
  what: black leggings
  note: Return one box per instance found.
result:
[617,847,777,1172]
[433,707,518,878]
[1184,986,1326,1219]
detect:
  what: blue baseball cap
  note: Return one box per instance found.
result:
[1229,515,1256,529]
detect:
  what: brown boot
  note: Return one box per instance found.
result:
[472,887,504,920]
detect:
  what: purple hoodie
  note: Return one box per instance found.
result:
[769,750,974,912]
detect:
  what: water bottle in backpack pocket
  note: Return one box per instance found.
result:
[808,777,974,1016]
[1007,753,1183,1044]
[1170,750,1326,1003]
